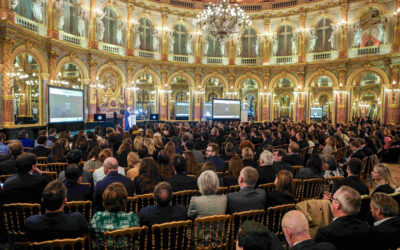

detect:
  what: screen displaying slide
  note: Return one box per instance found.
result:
[48,86,84,123]
[310,107,323,119]
[212,99,241,119]
[175,102,189,117]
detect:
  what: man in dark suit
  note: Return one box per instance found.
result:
[2,153,52,204]
[139,181,187,227]
[0,141,23,175]
[349,140,367,161]
[285,142,304,166]
[30,135,51,157]
[315,186,370,250]
[205,143,225,172]
[94,157,133,211]
[282,210,335,250]
[296,132,309,150]
[330,158,369,196]
[58,149,93,184]
[369,192,400,250]
[25,180,88,242]
[165,155,197,192]
[46,128,57,147]
[64,164,92,201]
[356,138,374,157]
[227,166,266,213]
[256,150,275,186]
[272,149,293,174]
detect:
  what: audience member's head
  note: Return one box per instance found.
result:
[88,147,101,161]
[259,150,273,166]
[206,143,218,158]
[42,180,67,212]
[321,154,337,171]
[16,153,37,173]
[18,129,29,139]
[99,148,113,163]
[331,185,361,217]
[201,161,216,173]
[288,142,300,154]
[306,153,322,176]
[98,138,108,149]
[227,156,244,179]
[198,170,219,195]
[154,181,173,207]
[347,158,363,176]
[272,149,286,162]
[173,154,187,175]
[127,152,140,168]
[282,210,311,247]
[241,147,254,161]
[66,149,83,164]
[103,182,127,212]
[104,157,119,174]
[349,140,361,152]
[236,221,272,250]
[370,192,399,221]
[371,163,396,188]
[275,170,295,196]
[184,140,195,150]
[9,141,23,158]
[37,135,47,146]
[65,164,83,184]
[238,166,259,188]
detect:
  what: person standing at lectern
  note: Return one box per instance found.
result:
[124,107,133,132]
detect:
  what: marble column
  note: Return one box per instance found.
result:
[89,0,98,49]
[263,18,270,64]
[47,0,59,39]
[193,72,202,120]
[298,14,306,63]
[261,73,270,120]
[126,6,134,56]
[161,13,168,61]
[339,1,349,58]
[229,40,235,65]
[195,27,202,64]
[88,60,98,122]
[159,69,168,120]
[1,39,15,128]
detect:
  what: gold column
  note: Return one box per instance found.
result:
[393,0,400,52]
[195,27,202,64]
[339,0,349,58]
[160,69,169,120]
[0,0,10,20]
[126,65,135,107]
[161,13,168,61]
[49,51,59,81]
[229,40,235,65]
[1,38,15,127]
[298,14,306,63]
[126,5,134,56]
[89,0,98,49]
[262,73,270,121]
[228,73,235,98]
[47,0,58,38]
[263,18,270,64]
[88,59,98,122]
[194,71,202,120]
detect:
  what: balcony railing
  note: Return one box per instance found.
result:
[172,55,189,62]
[59,31,88,48]
[170,0,194,8]
[276,56,293,64]
[307,51,338,62]
[241,58,258,65]
[240,5,262,11]
[99,42,125,56]
[14,14,47,36]
[272,0,298,9]
[137,50,155,59]
[207,57,223,64]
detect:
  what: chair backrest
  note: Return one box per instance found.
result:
[216,187,228,195]
[23,147,33,152]
[292,165,303,177]
[0,174,13,183]
[125,197,138,214]
[36,157,48,164]
[135,193,155,215]
[172,190,198,209]
[193,215,231,250]
[36,164,47,171]
[299,147,309,159]
[215,172,224,179]
[42,171,58,180]
[357,195,371,221]
[265,204,296,237]
[64,201,92,221]
[46,163,68,175]
[258,183,275,193]
[300,178,325,201]
[324,176,345,193]
[28,237,86,250]
[80,182,91,189]
[228,185,240,193]
[103,226,148,250]
[231,209,264,245]
[3,203,41,242]
[151,220,192,250]
[293,179,303,202]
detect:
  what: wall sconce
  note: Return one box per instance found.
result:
[392,80,397,85]
[394,8,400,15]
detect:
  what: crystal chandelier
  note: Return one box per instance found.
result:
[193,0,252,43]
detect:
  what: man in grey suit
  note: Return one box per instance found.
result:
[227,166,266,213]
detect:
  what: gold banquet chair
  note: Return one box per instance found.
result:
[259,183,276,193]
[42,171,58,180]
[102,226,148,250]
[125,197,138,214]
[0,174,13,183]
[15,237,86,250]
[172,190,198,209]
[64,201,92,222]
[292,165,303,178]
[151,220,192,250]
[231,209,264,249]
[228,185,240,193]
[36,157,48,164]
[265,204,296,239]
[193,215,231,250]
[134,193,155,215]
[216,187,228,195]
[300,178,325,201]
[46,163,68,175]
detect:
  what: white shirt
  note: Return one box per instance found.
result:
[93,166,125,188]
[374,217,394,226]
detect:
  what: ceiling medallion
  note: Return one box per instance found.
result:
[193,0,252,44]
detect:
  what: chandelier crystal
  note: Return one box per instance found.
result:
[193,0,252,44]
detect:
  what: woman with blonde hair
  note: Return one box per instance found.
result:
[133,136,144,152]
[153,134,163,152]
[241,147,257,168]
[143,138,156,158]
[322,136,337,155]
[372,163,397,194]
[145,129,154,139]
[126,152,141,180]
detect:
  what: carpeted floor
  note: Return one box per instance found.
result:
[386,163,400,187]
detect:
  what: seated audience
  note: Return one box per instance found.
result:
[58,149,93,184]
[144,138,157,159]
[282,210,335,250]
[0,141,23,175]
[188,170,227,218]
[83,147,102,171]
[223,156,244,187]
[116,138,132,168]
[184,139,204,164]
[156,150,174,179]
[91,183,140,248]
[286,142,304,166]
[183,151,201,177]
[64,164,92,201]
[19,130,34,148]
[205,143,225,172]
[134,157,163,194]
[272,149,293,174]
[227,166,265,213]
[322,136,337,155]
[236,220,283,250]
[126,152,141,180]
[30,135,50,157]
[139,181,186,227]
[2,153,52,204]
[315,186,370,250]
[25,180,88,242]
[265,170,295,208]
[241,147,258,169]
[349,140,367,161]
[47,142,66,163]
[296,132,309,150]
[369,192,400,250]
[93,149,125,187]
[296,154,322,179]
[165,155,197,192]
[94,157,133,211]
[221,142,235,161]
[0,134,9,155]
[371,163,397,194]
[256,150,275,186]
[321,154,344,178]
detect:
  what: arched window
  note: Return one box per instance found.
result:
[358,8,384,47]
[278,25,293,56]
[206,37,222,57]
[138,17,154,51]
[138,90,149,103]
[242,28,257,57]
[58,63,82,89]
[102,6,118,44]
[315,18,332,52]
[176,91,188,102]
[14,0,45,22]
[63,0,79,35]
[173,24,188,55]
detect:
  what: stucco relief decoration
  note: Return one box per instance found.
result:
[99,70,123,108]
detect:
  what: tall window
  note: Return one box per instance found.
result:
[242,28,257,57]
[138,18,154,51]
[176,91,188,102]
[359,8,383,47]
[315,18,332,52]
[138,90,149,103]
[14,0,45,22]
[173,24,188,55]
[63,0,78,35]
[103,6,118,44]
[278,25,293,56]
[206,37,222,57]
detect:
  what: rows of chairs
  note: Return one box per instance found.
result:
[7,205,296,250]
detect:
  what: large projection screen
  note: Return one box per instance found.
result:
[48,86,84,123]
[175,102,190,118]
[310,107,323,119]
[212,99,241,119]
